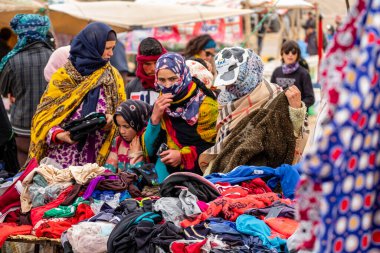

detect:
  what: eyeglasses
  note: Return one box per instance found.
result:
[284,49,297,55]
[205,51,215,57]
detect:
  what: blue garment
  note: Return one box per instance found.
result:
[205,164,300,199]
[110,40,129,73]
[203,39,216,50]
[207,218,249,246]
[91,189,131,202]
[297,40,309,59]
[0,14,50,71]
[143,119,169,183]
[69,22,115,76]
[236,214,287,252]
[208,218,241,235]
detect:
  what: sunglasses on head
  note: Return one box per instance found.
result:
[284,49,297,55]
[205,51,215,57]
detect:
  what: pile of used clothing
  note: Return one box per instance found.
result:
[0,159,302,253]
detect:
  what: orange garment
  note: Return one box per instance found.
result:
[0,223,33,247]
[265,217,299,239]
[181,192,283,228]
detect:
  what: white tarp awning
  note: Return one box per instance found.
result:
[248,0,314,9]
[48,0,254,35]
[0,0,43,27]
[135,0,242,8]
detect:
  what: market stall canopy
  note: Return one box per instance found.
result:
[247,0,314,9]
[48,0,254,35]
[136,0,242,8]
[0,0,43,27]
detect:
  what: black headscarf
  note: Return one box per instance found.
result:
[113,100,152,134]
[69,22,116,76]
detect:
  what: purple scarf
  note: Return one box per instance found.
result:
[155,52,205,126]
[282,62,300,75]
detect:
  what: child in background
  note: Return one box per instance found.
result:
[104,100,152,173]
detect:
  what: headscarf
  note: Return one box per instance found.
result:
[186,60,214,89]
[113,100,152,134]
[44,45,70,82]
[155,52,205,126]
[136,37,167,90]
[203,39,216,50]
[217,49,264,105]
[69,22,116,76]
[0,14,50,72]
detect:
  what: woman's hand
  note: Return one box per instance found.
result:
[102,113,113,131]
[129,136,143,165]
[285,85,302,108]
[56,131,76,145]
[151,93,173,125]
[160,149,182,167]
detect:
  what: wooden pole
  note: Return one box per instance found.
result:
[345,0,350,12]
[290,10,297,40]
[296,9,301,40]
[243,0,252,49]
[315,1,319,51]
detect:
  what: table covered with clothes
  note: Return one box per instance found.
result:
[0,157,302,253]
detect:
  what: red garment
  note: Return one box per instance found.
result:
[4,209,21,223]
[170,239,207,253]
[0,158,38,217]
[135,40,167,89]
[0,223,32,247]
[214,182,249,198]
[241,178,272,195]
[265,217,299,239]
[30,185,74,226]
[181,192,282,228]
[34,203,94,238]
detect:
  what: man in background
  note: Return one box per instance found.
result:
[0,14,53,167]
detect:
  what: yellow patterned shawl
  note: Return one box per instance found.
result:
[28,61,126,167]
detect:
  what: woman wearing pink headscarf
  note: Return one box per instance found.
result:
[44,45,70,82]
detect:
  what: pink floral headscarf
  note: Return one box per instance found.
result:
[186,60,214,89]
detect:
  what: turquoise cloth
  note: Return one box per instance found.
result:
[43,197,89,218]
[104,160,144,173]
[0,14,50,71]
[143,119,169,183]
[236,214,287,252]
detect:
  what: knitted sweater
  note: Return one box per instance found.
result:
[211,93,296,173]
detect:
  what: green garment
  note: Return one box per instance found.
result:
[43,197,89,218]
